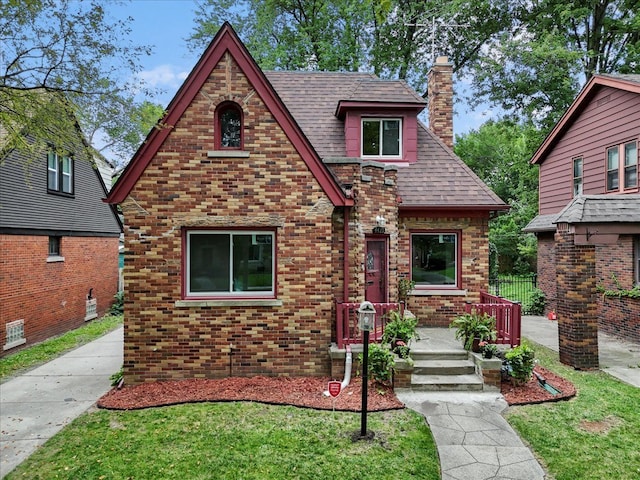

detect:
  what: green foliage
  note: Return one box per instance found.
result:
[596,273,640,299]
[398,278,415,303]
[525,288,546,316]
[455,120,541,275]
[0,0,153,163]
[110,367,124,387]
[381,310,418,345]
[110,291,124,315]
[449,311,497,351]
[505,343,536,384]
[359,343,395,385]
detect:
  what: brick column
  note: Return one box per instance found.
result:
[555,229,599,369]
[427,56,454,150]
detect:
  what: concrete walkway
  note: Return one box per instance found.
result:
[0,327,123,478]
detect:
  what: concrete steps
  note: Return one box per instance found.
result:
[408,348,485,392]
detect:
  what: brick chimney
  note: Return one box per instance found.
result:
[427,56,454,149]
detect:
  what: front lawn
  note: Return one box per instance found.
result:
[507,339,640,480]
[5,403,439,480]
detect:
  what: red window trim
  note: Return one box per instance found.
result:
[409,229,462,290]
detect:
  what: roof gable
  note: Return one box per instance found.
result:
[531,74,640,165]
[107,23,349,206]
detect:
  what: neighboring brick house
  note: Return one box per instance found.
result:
[106,23,506,384]
[0,119,122,355]
[525,74,640,355]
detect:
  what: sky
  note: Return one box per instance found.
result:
[107,0,495,137]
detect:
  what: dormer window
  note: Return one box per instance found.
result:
[362,118,402,158]
[215,102,243,149]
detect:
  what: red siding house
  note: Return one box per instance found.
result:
[1,117,122,355]
[107,23,506,384]
[525,73,640,353]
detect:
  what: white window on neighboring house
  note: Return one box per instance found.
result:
[606,140,638,192]
[4,319,26,351]
[573,157,583,196]
[361,118,402,158]
[47,151,74,194]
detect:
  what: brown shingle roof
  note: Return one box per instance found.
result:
[266,71,506,210]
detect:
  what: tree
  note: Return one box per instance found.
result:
[454,120,543,274]
[469,0,640,130]
[0,0,151,162]
[190,0,371,72]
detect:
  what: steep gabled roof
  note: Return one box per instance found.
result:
[106,23,350,206]
[267,71,506,211]
[531,74,640,165]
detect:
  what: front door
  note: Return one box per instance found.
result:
[365,237,387,303]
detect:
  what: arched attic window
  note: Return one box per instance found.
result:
[215,102,243,150]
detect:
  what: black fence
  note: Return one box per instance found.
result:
[488,274,538,314]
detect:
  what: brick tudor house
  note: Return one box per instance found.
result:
[525,73,640,367]
[107,23,507,384]
[0,120,121,355]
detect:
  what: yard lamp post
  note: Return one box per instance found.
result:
[357,301,376,439]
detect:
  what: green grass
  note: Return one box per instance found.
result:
[507,339,640,480]
[0,314,123,381]
[5,402,440,480]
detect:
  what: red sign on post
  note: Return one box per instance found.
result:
[328,381,342,398]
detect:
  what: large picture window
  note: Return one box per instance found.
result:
[362,118,401,158]
[411,232,459,288]
[47,151,73,194]
[186,230,274,297]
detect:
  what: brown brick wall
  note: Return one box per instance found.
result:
[536,232,557,315]
[122,54,337,384]
[1,234,119,355]
[398,215,490,326]
[555,229,599,369]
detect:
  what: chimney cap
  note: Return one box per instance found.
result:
[435,56,451,65]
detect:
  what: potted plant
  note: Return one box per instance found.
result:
[480,342,498,359]
[449,310,497,352]
[382,310,418,357]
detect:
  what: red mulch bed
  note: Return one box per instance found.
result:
[98,367,576,411]
[501,366,576,406]
[98,376,404,412]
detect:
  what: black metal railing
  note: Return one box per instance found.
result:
[489,274,537,314]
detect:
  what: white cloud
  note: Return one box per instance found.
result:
[136,64,190,88]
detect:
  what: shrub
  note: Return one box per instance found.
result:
[359,343,395,385]
[110,291,124,315]
[526,288,545,316]
[504,343,535,384]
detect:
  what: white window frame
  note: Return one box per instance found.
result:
[47,151,74,194]
[361,118,402,159]
[606,140,638,192]
[573,157,583,196]
[185,230,275,298]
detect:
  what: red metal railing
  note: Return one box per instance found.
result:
[466,291,522,347]
[335,301,401,349]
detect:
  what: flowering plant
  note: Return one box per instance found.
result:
[479,341,498,358]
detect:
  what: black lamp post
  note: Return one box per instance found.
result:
[357,301,376,439]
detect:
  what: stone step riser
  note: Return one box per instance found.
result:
[410,351,469,362]
[408,350,485,392]
[413,364,476,376]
